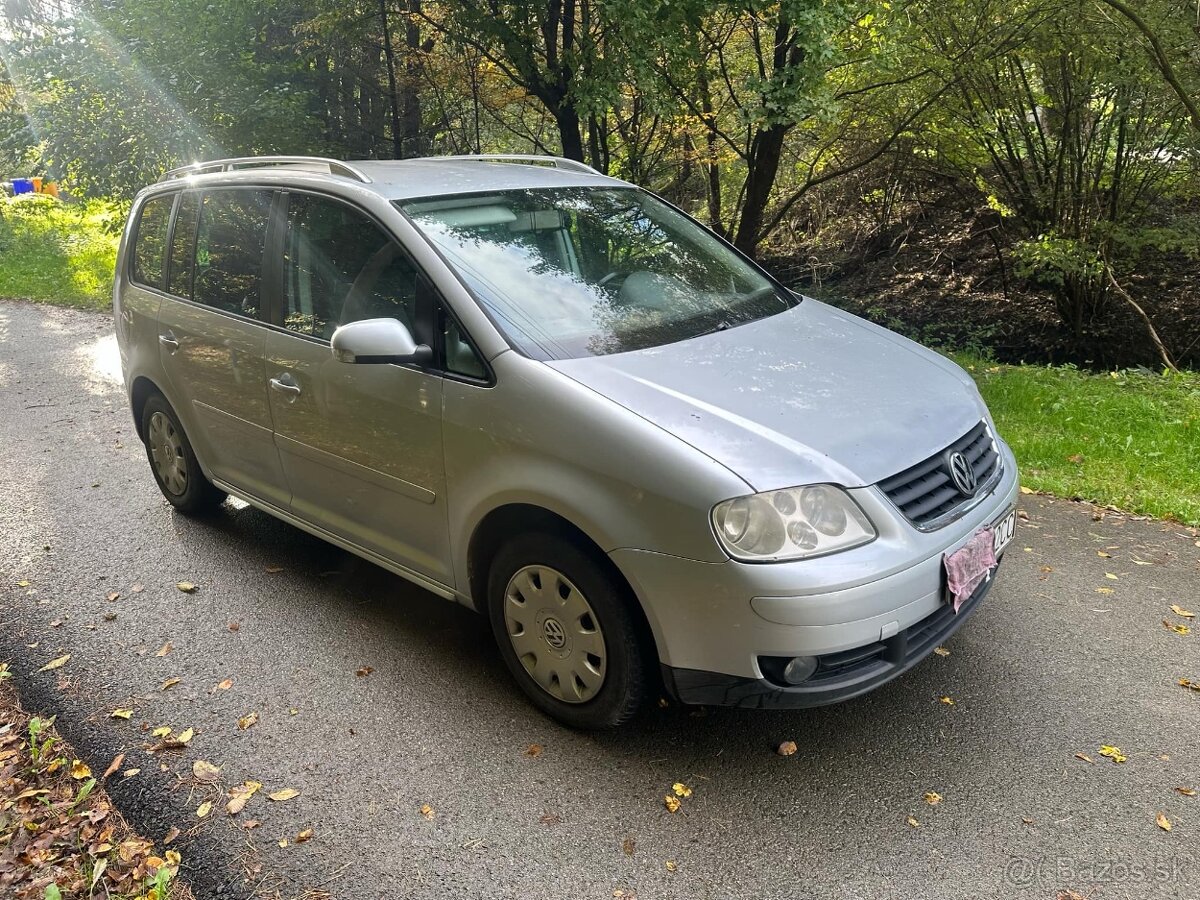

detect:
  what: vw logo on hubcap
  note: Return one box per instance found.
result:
[542,617,567,650]
[948,451,978,495]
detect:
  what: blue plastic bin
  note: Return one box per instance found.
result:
[12,178,33,195]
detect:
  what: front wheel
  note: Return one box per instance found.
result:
[141,394,226,514]
[488,533,651,729]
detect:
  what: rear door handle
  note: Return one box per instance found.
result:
[269,374,302,398]
[158,331,179,350]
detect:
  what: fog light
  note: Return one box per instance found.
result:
[782,655,818,685]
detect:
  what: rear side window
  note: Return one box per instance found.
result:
[131,194,173,289]
[167,192,200,298]
[192,190,272,318]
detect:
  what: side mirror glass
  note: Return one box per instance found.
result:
[331,318,433,366]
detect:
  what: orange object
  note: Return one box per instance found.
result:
[43,182,59,197]
[31,177,42,192]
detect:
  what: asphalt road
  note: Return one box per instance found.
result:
[2,300,1198,900]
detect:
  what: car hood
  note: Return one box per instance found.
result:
[548,299,988,491]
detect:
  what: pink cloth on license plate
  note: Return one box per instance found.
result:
[943,527,996,613]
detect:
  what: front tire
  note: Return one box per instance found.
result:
[141,394,226,514]
[488,533,650,729]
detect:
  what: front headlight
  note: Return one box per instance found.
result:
[711,485,876,562]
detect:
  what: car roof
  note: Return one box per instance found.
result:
[150,155,631,201]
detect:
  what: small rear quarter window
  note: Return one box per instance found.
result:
[131,194,174,289]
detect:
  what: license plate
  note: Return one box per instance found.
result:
[992,508,1016,556]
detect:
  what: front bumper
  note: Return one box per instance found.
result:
[661,567,999,708]
[609,440,1019,707]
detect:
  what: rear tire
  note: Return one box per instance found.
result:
[487,533,650,729]
[141,393,226,515]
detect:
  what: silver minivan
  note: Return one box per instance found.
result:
[114,155,1018,728]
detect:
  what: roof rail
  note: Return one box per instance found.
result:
[433,154,602,176]
[164,156,372,183]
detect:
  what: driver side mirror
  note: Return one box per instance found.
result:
[331,318,433,366]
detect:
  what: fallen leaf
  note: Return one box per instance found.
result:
[226,780,262,814]
[242,819,261,829]
[777,740,798,756]
[906,816,920,828]
[1022,817,1036,825]
[1175,787,1196,797]
[111,708,133,719]
[1132,559,1152,566]
[665,860,677,873]
[621,836,636,856]
[269,788,299,802]
[214,678,233,691]
[103,612,117,622]
[524,743,544,757]
[163,826,180,845]
[356,665,374,677]
[1179,678,1200,693]
[16,580,30,587]
[672,782,692,798]
[160,677,180,691]
[1074,753,1094,764]
[419,803,435,820]
[193,760,221,783]
[664,795,681,813]
[278,837,288,848]
[151,725,172,738]
[1096,587,1114,595]
[296,828,314,843]
[1056,892,1088,900]
[132,583,144,593]
[122,768,141,778]
[176,581,197,593]
[265,565,284,574]
[102,753,125,781]
[924,791,943,806]
[539,813,561,825]
[1040,565,1054,573]
[939,696,955,705]
[228,621,240,632]
[1170,605,1195,618]
[49,619,62,627]
[238,711,258,730]
[196,800,213,818]
[71,759,92,779]
[155,642,172,657]
[933,646,950,657]
[175,727,194,744]
[1156,812,1172,831]
[1097,551,1111,558]
[1098,745,1128,764]
[1067,453,1084,464]
[1163,620,1191,635]
[107,591,121,602]
[1019,486,1034,494]
[39,654,70,672]
[1105,572,1118,580]
[1016,510,1029,520]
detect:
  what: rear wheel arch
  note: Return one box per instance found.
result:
[130,376,162,442]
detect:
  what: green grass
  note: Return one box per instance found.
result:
[0,194,121,309]
[957,355,1200,526]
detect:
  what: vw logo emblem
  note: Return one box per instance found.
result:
[948,451,977,495]
[542,617,567,649]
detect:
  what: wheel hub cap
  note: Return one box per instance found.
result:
[147,411,188,497]
[503,565,607,704]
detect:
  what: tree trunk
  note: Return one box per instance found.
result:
[379,0,404,158]
[734,124,789,256]
[554,105,585,161]
[400,0,429,157]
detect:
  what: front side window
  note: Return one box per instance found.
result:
[400,187,793,359]
[131,194,173,289]
[192,189,272,318]
[281,193,419,340]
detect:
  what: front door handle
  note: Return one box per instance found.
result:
[159,331,179,351]
[269,374,302,398]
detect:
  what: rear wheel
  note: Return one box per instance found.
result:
[141,394,226,514]
[488,533,650,729]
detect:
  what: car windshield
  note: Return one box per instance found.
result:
[399,187,794,359]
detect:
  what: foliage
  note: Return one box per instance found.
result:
[961,355,1200,525]
[0,196,120,308]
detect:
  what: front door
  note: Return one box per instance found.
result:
[263,191,451,584]
[157,188,289,508]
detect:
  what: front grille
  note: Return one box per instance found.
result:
[878,421,1001,529]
